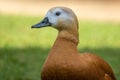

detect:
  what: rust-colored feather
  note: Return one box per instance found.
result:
[32,7,116,80]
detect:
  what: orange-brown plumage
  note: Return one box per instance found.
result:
[32,7,116,80]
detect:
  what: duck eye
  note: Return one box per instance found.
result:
[55,12,60,16]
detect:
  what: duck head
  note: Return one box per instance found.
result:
[31,7,78,31]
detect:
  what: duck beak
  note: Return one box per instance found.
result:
[31,17,52,28]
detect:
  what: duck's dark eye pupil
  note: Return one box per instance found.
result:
[55,12,60,16]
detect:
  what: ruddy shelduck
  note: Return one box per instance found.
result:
[31,7,116,80]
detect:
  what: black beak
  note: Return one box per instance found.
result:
[31,17,52,28]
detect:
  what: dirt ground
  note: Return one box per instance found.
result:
[0,0,120,22]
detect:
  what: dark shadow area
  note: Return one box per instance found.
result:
[0,47,50,80]
[0,47,120,80]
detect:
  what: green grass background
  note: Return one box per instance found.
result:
[0,14,120,80]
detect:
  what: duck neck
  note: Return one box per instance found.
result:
[50,29,79,55]
[58,30,79,45]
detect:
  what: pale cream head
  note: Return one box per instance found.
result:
[32,7,79,31]
[46,7,78,30]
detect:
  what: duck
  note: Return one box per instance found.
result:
[31,7,116,80]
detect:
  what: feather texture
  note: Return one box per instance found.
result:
[32,7,116,80]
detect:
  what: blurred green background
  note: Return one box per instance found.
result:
[0,0,120,80]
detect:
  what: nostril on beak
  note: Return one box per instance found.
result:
[31,17,51,28]
[42,21,45,23]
